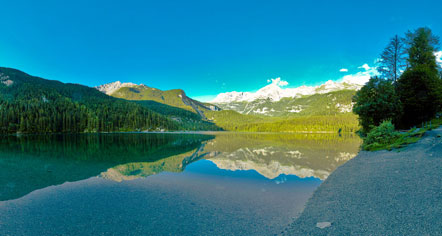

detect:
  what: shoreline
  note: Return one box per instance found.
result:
[1,130,356,136]
[282,127,442,235]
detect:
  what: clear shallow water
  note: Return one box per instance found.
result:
[0,132,361,235]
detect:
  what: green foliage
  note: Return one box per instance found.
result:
[113,86,193,110]
[110,84,221,130]
[111,86,219,116]
[397,65,442,127]
[362,120,400,150]
[362,118,441,151]
[205,110,359,133]
[405,27,440,69]
[0,67,180,134]
[355,27,442,137]
[136,100,222,131]
[396,27,442,128]
[353,77,402,132]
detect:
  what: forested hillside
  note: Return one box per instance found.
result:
[205,89,360,133]
[135,100,222,131]
[96,81,222,131]
[215,90,356,116]
[99,82,220,117]
[204,110,359,133]
[0,67,179,133]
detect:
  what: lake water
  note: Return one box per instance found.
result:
[0,132,361,235]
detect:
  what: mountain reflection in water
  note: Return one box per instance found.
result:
[98,132,361,182]
[0,132,361,236]
[203,133,361,180]
[0,133,213,201]
[0,132,361,201]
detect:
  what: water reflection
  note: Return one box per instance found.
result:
[0,132,361,236]
[100,145,210,182]
[0,132,361,202]
[0,133,213,201]
[201,133,361,180]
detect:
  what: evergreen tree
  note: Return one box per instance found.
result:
[396,27,442,128]
[378,35,406,83]
[404,27,440,69]
[352,77,402,132]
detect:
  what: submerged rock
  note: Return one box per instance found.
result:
[316,222,331,229]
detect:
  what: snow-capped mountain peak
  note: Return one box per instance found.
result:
[211,78,364,104]
[95,81,143,95]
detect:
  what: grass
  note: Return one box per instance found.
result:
[363,117,442,151]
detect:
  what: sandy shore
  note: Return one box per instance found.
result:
[282,127,442,235]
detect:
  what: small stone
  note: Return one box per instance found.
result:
[316,222,331,229]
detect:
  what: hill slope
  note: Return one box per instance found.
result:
[97,82,220,118]
[215,90,357,117]
[0,67,179,133]
[206,80,361,132]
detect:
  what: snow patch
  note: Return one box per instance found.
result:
[0,73,13,86]
[95,81,143,95]
[288,105,303,113]
[253,107,269,114]
[211,71,372,103]
[335,103,354,113]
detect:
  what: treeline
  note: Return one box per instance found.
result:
[206,110,359,133]
[0,67,179,134]
[353,27,442,132]
[136,100,222,131]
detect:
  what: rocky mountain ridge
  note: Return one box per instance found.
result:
[211,78,363,104]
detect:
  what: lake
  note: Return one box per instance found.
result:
[0,132,361,235]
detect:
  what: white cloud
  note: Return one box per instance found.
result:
[341,63,378,85]
[211,63,379,103]
[339,68,348,72]
[435,51,442,67]
[269,77,289,87]
[358,64,371,71]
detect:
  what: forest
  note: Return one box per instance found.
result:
[0,67,180,133]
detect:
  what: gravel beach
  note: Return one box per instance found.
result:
[282,127,442,235]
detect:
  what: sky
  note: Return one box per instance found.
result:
[1,0,442,101]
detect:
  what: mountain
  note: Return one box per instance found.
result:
[96,81,220,118]
[96,81,222,130]
[214,90,357,117]
[201,79,362,132]
[0,67,179,133]
[96,81,139,95]
[210,78,361,117]
[211,78,362,104]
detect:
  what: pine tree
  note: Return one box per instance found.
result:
[378,35,406,83]
[397,27,442,128]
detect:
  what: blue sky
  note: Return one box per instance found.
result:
[1,0,441,101]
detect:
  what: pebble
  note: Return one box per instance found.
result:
[316,222,331,229]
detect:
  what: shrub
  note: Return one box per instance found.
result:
[362,120,399,150]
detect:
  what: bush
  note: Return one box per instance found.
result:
[353,77,402,132]
[362,120,399,150]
